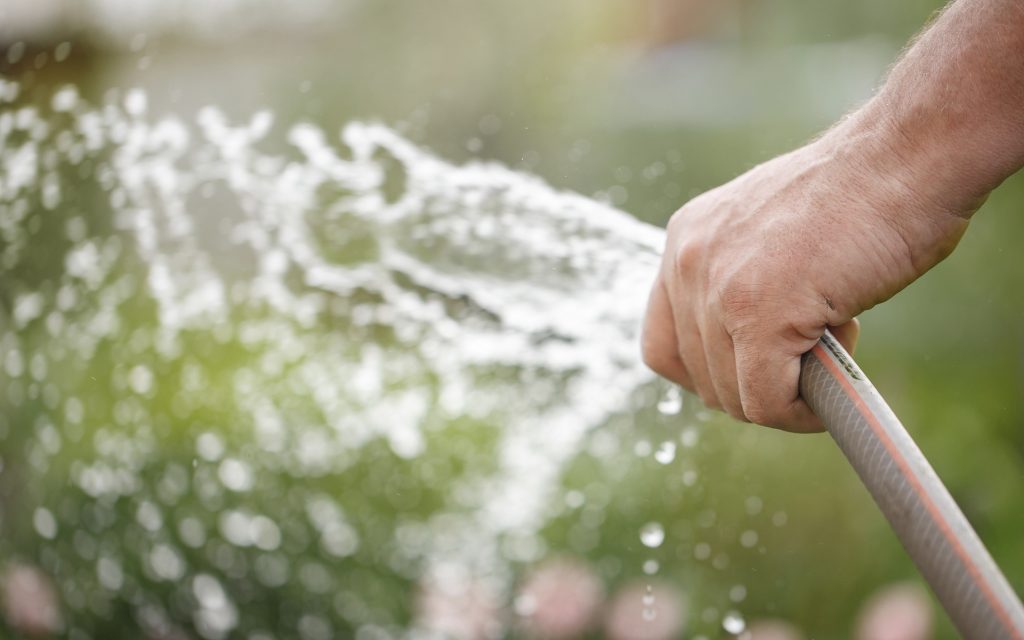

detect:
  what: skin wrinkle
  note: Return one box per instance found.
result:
[686,330,720,410]
[665,245,719,408]
[641,277,693,390]
[704,316,744,420]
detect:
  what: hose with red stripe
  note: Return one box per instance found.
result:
[800,331,1024,639]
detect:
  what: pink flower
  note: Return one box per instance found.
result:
[515,557,603,638]
[1,563,62,637]
[855,583,933,640]
[604,579,686,640]
[413,569,504,640]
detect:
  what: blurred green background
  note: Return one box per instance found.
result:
[1,1,1022,639]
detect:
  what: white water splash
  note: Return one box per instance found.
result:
[0,84,697,636]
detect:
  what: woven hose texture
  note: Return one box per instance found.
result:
[800,332,1024,640]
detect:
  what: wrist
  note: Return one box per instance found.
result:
[810,101,972,267]
[818,100,967,216]
[859,94,1007,218]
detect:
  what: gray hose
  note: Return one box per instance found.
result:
[800,331,1024,639]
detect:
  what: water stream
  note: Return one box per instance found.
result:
[0,82,760,639]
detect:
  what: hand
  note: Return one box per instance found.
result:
[642,111,972,431]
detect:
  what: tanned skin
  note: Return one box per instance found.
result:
[642,0,1024,431]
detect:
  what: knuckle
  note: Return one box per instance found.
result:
[666,209,684,234]
[666,202,694,233]
[724,402,750,423]
[737,384,777,427]
[672,239,701,277]
[640,334,673,376]
[741,401,774,427]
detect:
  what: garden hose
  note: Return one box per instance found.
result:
[800,331,1024,639]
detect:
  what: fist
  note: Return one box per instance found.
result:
[641,119,968,431]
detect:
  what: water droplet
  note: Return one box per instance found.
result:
[129,364,153,395]
[642,590,655,607]
[722,611,746,634]
[124,88,147,117]
[680,426,699,448]
[7,42,25,64]
[52,86,78,112]
[634,439,652,457]
[564,490,585,508]
[196,432,225,461]
[514,593,537,616]
[744,496,763,516]
[657,387,682,415]
[33,507,57,539]
[149,543,185,581]
[218,458,254,492]
[729,584,747,603]
[654,441,676,464]
[97,556,123,591]
[639,522,665,548]
[739,530,759,548]
[54,42,71,62]
[712,553,731,570]
[642,560,659,575]
[641,583,657,620]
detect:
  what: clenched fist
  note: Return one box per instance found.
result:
[642,105,974,431]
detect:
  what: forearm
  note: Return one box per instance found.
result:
[832,0,1024,219]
